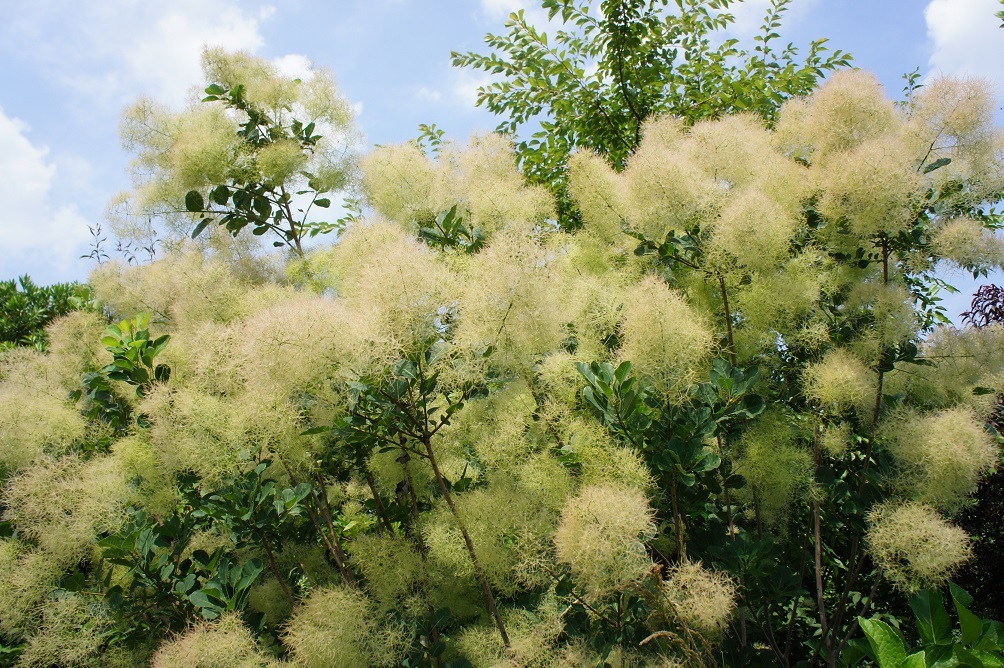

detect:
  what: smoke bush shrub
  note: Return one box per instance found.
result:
[1,40,1004,668]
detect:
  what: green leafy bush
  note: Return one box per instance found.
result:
[850,584,1004,668]
[0,276,92,351]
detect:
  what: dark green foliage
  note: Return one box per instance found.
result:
[0,275,92,351]
[69,459,312,646]
[188,82,350,256]
[71,313,171,432]
[195,459,312,606]
[92,507,262,638]
[417,205,486,254]
[847,584,1004,667]
[97,314,171,395]
[957,285,1004,621]
[956,463,1004,622]
[402,608,473,668]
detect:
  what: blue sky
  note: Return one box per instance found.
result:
[0,0,1002,318]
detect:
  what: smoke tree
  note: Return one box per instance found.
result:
[111,48,357,260]
[2,48,1004,668]
[452,0,851,226]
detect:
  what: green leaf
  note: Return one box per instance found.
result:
[955,645,992,667]
[924,644,959,668]
[192,218,212,239]
[859,617,908,668]
[968,649,1004,668]
[313,198,331,208]
[910,588,952,646]
[188,589,222,611]
[210,185,230,205]
[923,157,952,174]
[950,584,983,646]
[185,190,205,213]
[300,426,331,436]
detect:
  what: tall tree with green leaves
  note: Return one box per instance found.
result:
[452,0,851,226]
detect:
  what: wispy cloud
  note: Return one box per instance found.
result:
[926,0,1004,87]
[415,87,443,103]
[725,0,820,40]
[0,108,93,282]
[1,0,274,108]
[451,70,492,110]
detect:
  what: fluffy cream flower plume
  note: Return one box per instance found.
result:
[905,76,1003,209]
[18,595,111,668]
[2,454,132,565]
[734,411,812,525]
[455,595,565,668]
[662,560,738,637]
[885,324,1004,416]
[0,540,62,639]
[821,422,853,458]
[620,116,719,242]
[775,69,898,163]
[932,217,1004,273]
[283,586,408,668]
[151,613,273,668]
[803,347,874,415]
[424,476,561,596]
[554,483,656,601]
[361,142,436,229]
[567,150,630,244]
[866,502,971,591]
[347,533,426,611]
[322,219,460,361]
[89,249,263,330]
[117,48,355,247]
[879,407,998,513]
[707,188,799,273]
[618,275,714,397]
[362,133,553,234]
[437,380,538,473]
[438,133,555,232]
[453,229,573,374]
[0,349,88,472]
[731,252,826,357]
[817,134,920,239]
[688,112,809,213]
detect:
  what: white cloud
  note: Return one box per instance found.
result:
[273,54,315,81]
[727,0,774,37]
[2,0,274,108]
[725,0,820,40]
[481,0,537,20]
[0,108,92,282]
[479,0,557,32]
[451,70,492,109]
[926,0,1004,87]
[415,87,443,103]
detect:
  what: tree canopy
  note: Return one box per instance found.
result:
[452,0,851,226]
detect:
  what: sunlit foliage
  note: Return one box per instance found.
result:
[1,54,1003,668]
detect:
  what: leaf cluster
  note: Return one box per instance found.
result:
[0,276,92,351]
[852,584,1004,668]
